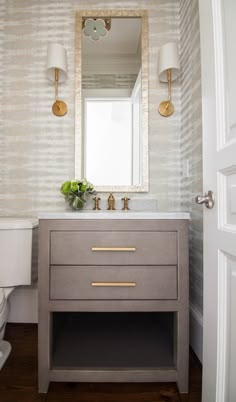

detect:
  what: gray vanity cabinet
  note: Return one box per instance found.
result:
[38,219,189,394]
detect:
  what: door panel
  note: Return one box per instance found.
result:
[223,0,236,142]
[228,257,236,402]
[198,0,236,401]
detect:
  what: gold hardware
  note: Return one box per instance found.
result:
[52,68,67,117]
[107,193,115,210]
[52,100,67,116]
[91,282,136,287]
[122,197,130,210]
[93,196,101,210]
[158,69,174,117]
[92,247,136,252]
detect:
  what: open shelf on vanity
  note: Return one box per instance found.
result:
[52,312,176,369]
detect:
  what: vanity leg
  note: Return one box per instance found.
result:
[38,378,49,394]
[177,377,189,394]
[176,310,189,394]
[38,311,51,393]
[177,221,189,394]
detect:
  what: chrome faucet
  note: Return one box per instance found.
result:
[107,193,116,210]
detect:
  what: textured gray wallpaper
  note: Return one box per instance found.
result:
[0,0,204,327]
[180,0,203,313]
[82,74,137,89]
[0,0,181,216]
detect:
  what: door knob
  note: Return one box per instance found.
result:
[195,190,214,209]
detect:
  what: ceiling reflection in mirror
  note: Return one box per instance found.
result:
[75,11,148,192]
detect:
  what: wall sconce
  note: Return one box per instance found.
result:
[46,43,68,117]
[158,42,180,117]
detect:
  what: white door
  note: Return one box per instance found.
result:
[198,0,236,401]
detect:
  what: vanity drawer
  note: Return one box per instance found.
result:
[50,265,177,300]
[50,231,177,266]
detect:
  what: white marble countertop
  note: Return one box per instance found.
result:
[38,211,190,220]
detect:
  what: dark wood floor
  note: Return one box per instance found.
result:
[0,324,202,402]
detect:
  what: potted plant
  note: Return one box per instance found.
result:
[60,179,96,210]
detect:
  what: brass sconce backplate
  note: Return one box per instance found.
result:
[52,100,67,117]
[158,100,174,117]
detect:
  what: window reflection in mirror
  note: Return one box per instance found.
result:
[84,70,142,186]
[84,98,132,186]
[75,12,148,192]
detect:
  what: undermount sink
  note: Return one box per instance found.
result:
[38,211,190,220]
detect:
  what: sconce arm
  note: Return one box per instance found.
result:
[51,68,67,116]
[55,68,59,101]
[167,68,172,102]
[158,68,174,117]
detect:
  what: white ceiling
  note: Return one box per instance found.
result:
[82,18,141,56]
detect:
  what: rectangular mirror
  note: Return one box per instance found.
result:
[75,10,148,192]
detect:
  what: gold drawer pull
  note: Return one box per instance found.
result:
[91,282,136,287]
[91,247,136,252]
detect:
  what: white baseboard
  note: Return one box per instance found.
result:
[190,303,203,363]
[7,288,38,323]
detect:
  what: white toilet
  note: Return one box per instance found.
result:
[0,218,38,369]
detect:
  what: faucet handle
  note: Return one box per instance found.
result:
[107,193,116,210]
[93,196,101,210]
[122,197,130,210]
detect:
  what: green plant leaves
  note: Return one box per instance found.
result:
[60,179,96,210]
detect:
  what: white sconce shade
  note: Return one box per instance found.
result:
[46,43,67,82]
[158,42,180,82]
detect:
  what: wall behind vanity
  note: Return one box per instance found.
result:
[0,0,203,363]
[0,0,181,216]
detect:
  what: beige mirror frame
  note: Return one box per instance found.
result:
[75,10,149,192]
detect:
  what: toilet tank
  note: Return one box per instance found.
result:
[0,218,38,287]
